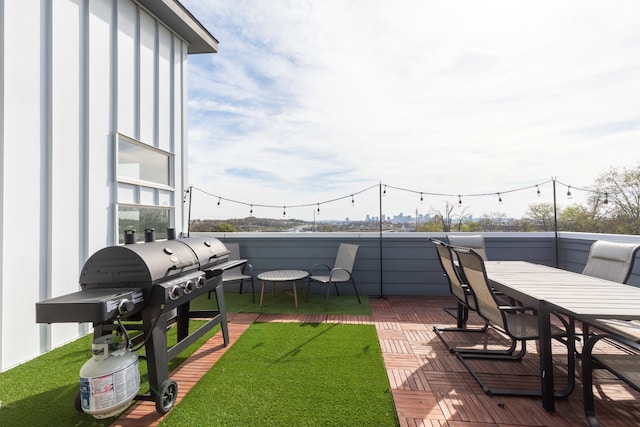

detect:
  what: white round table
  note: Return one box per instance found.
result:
[256,270,309,309]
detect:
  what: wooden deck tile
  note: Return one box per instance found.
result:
[110,295,640,427]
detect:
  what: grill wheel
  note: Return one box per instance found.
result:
[155,379,178,414]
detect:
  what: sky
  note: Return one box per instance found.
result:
[180,0,640,223]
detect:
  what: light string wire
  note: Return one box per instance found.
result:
[189,178,608,216]
[190,184,379,211]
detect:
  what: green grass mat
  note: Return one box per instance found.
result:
[0,320,218,426]
[191,289,372,316]
[159,322,397,426]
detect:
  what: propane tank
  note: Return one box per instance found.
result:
[79,335,140,419]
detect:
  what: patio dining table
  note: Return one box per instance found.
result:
[484,261,640,413]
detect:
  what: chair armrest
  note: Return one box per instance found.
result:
[498,305,534,312]
[585,333,640,355]
[241,262,253,275]
[310,263,331,275]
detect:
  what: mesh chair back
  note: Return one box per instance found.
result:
[447,234,488,260]
[582,240,640,284]
[333,243,359,281]
[222,243,244,279]
[431,239,467,303]
[452,247,505,329]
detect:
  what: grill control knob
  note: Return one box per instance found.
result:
[169,286,182,300]
[196,276,206,289]
[118,299,135,315]
[183,280,196,294]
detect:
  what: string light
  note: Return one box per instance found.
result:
[190,179,619,220]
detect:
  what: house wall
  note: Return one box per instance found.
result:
[0,0,191,371]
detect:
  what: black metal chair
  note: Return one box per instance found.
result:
[580,240,640,348]
[450,246,575,397]
[582,330,640,427]
[446,234,488,260]
[430,238,488,352]
[208,243,255,303]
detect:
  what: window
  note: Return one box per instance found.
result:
[118,205,171,244]
[116,134,175,243]
[118,135,172,187]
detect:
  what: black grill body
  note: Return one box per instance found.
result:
[36,236,244,414]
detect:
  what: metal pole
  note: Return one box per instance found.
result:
[186,186,192,238]
[378,182,386,299]
[552,178,559,267]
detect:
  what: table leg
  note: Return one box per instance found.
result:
[260,281,266,307]
[292,281,298,309]
[538,301,555,412]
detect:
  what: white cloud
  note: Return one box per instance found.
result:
[181,0,640,221]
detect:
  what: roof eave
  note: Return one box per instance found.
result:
[136,0,218,54]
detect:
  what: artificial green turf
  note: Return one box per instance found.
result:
[191,289,372,316]
[158,323,398,427]
[0,320,218,427]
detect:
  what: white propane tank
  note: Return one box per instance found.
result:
[79,335,140,419]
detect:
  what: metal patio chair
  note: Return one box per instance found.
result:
[580,240,640,344]
[430,238,488,352]
[208,243,255,303]
[582,330,640,427]
[582,240,640,283]
[306,243,360,311]
[447,234,488,260]
[450,246,575,397]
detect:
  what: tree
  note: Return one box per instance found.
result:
[430,202,469,232]
[525,203,555,231]
[591,165,640,235]
[478,212,507,231]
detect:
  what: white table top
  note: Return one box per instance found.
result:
[257,270,309,282]
[485,261,640,320]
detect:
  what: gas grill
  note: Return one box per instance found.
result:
[36,230,245,415]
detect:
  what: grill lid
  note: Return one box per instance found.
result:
[80,238,229,287]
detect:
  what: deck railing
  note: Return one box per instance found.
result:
[192,231,640,297]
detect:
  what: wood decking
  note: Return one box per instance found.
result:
[112,295,640,427]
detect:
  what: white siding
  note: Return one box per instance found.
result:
[117,1,137,139]
[2,0,46,370]
[49,0,84,349]
[139,10,155,145]
[0,0,195,371]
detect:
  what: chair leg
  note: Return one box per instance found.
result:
[325,285,331,311]
[351,279,361,304]
[456,345,543,396]
[444,301,469,328]
[433,322,490,353]
[250,277,255,304]
[239,279,243,295]
[457,331,576,398]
